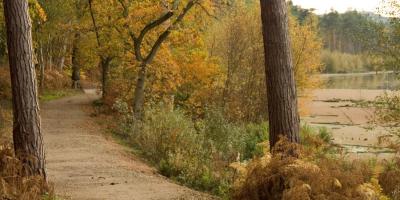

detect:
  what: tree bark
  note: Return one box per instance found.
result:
[260,0,300,149]
[130,0,195,119]
[88,0,113,99]
[133,64,147,119]
[59,40,67,71]
[47,34,53,70]
[71,32,81,89]
[39,42,45,91]
[101,57,111,99]
[3,0,46,178]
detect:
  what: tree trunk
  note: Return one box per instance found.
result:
[39,42,45,91]
[59,41,67,71]
[3,0,46,178]
[260,0,300,149]
[132,63,147,119]
[101,57,111,99]
[71,32,81,89]
[47,34,53,70]
[129,1,195,119]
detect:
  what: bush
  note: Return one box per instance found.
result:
[201,108,269,162]
[233,139,388,200]
[112,102,269,196]
[41,70,70,90]
[379,158,400,199]
[112,102,398,199]
[300,124,334,157]
[0,144,54,200]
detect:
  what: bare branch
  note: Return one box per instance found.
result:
[88,0,101,48]
[135,11,174,61]
[195,2,219,20]
[116,0,129,17]
[144,0,196,63]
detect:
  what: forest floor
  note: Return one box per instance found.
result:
[42,89,213,200]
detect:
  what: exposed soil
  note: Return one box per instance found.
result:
[42,90,213,200]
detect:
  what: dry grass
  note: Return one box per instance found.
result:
[41,70,70,90]
[233,138,390,200]
[0,144,54,200]
[0,67,11,101]
[0,67,57,199]
[379,158,400,200]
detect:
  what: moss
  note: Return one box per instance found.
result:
[39,89,81,102]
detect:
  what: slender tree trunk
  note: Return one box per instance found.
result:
[40,63,45,91]
[71,32,81,89]
[88,0,113,100]
[47,34,52,70]
[260,0,300,149]
[222,69,232,107]
[129,1,195,119]
[48,50,53,71]
[101,57,111,99]
[39,42,45,91]
[3,0,46,178]
[133,63,147,119]
[59,40,67,71]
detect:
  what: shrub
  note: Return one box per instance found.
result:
[300,124,334,156]
[317,127,333,144]
[233,139,387,200]
[112,102,269,196]
[137,106,227,194]
[241,122,269,160]
[379,158,400,199]
[0,144,54,200]
[41,70,70,90]
[200,108,269,162]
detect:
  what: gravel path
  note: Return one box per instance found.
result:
[42,90,212,200]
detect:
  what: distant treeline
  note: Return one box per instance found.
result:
[290,2,389,73]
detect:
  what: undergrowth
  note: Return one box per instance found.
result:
[0,144,55,200]
[0,67,71,199]
[111,102,269,196]
[108,100,348,198]
[233,139,390,200]
[379,158,400,199]
[97,97,400,199]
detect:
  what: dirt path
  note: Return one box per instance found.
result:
[42,90,212,200]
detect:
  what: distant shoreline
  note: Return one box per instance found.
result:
[321,71,394,78]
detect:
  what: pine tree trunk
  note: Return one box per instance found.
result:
[4,0,46,178]
[260,0,300,149]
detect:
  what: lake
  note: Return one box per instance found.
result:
[322,72,400,90]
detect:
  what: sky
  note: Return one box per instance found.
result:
[291,0,382,14]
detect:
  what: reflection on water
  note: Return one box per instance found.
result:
[323,72,400,90]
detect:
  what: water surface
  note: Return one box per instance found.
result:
[323,72,400,90]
